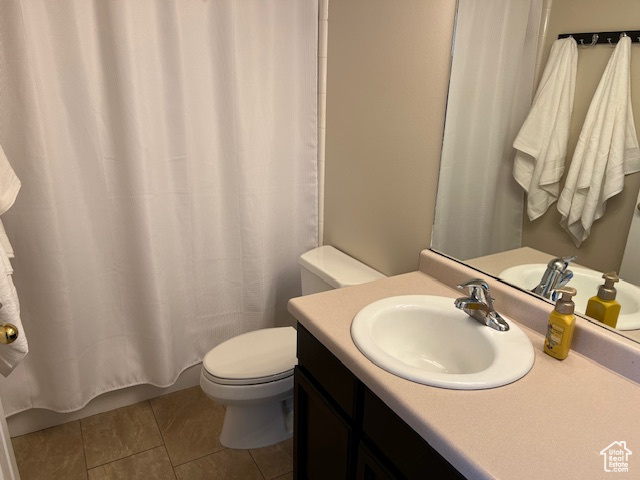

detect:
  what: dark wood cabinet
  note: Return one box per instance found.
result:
[295,324,464,480]
[294,367,353,479]
[355,443,395,480]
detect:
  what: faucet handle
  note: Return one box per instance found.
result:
[457,278,489,291]
[457,279,494,308]
[548,255,577,270]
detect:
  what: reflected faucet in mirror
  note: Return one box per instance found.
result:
[455,279,510,332]
[495,251,640,333]
[531,255,577,300]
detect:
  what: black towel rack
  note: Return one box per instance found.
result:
[558,30,640,46]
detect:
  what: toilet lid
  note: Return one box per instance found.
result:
[203,327,297,383]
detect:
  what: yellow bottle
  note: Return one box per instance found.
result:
[585,272,621,328]
[544,287,577,360]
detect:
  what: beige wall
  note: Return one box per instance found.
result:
[522,0,640,273]
[323,0,457,276]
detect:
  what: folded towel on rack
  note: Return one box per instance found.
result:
[558,35,640,247]
[0,144,20,216]
[513,37,578,220]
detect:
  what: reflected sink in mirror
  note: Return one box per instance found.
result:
[350,295,534,390]
[499,265,640,331]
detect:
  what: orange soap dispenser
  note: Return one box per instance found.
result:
[585,272,621,328]
[544,287,577,360]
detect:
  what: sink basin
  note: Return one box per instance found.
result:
[350,295,534,390]
[499,264,640,331]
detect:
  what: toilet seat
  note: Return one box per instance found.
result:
[202,326,297,386]
[202,367,294,386]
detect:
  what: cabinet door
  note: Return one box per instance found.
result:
[356,444,395,480]
[296,324,357,419]
[294,366,353,480]
[362,389,463,479]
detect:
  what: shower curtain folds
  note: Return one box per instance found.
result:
[431,0,543,260]
[0,0,318,415]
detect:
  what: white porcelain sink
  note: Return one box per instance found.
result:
[350,295,534,390]
[499,265,640,331]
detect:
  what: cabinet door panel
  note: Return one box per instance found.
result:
[362,388,463,479]
[297,324,357,419]
[294,366,352,480]
[356,443,395,480]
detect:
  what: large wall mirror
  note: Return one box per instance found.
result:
[431,0,640,344]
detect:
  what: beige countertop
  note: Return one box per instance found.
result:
[288,257,640,479]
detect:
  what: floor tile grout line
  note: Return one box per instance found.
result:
[160,444,179,480]
[253,452,267,480]
[147,387,236,470]
[170,446,229,469]
[80,399,165,471]
[85,443,165,472]
[247,448,268,480]
[148,387,215,469]
[148,397,170,458]
[78,419,91,475]
[171,448,267,480]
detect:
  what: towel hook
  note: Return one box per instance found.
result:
[580,33,598,47]
[605,33,628,47]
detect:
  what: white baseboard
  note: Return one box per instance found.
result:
[7,363,202,438]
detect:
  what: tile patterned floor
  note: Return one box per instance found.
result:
[11,387,293,480]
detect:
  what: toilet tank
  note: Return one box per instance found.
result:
[298,246,386,295]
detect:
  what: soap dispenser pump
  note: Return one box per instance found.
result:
[585,272,621,328]
[544,287,577,360]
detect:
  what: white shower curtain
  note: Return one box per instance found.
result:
[0,0,318,415]
[431,0,542,260]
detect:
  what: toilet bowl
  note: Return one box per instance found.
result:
[200,246,385,449]
[200,327,297,449]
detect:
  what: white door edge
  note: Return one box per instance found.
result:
[0,397,19,479]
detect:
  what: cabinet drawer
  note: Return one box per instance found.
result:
[362,388,463,479]
[297,323,358,419]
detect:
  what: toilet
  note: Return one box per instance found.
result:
[199,245,385,449]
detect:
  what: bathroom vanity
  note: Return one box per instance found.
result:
[288,250,640,479]
[295,323,461,479]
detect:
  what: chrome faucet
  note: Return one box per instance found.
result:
[532,255,577,300]
[454,279,509,332]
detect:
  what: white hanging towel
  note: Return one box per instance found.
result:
[0,145,19,274]
[0,144,26,376]
[0,248,26,377]
[0,221,14,273]
[0,222,13,276]
[513,37,577,220]
[0,145,21,216]
[558,35,640,247]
